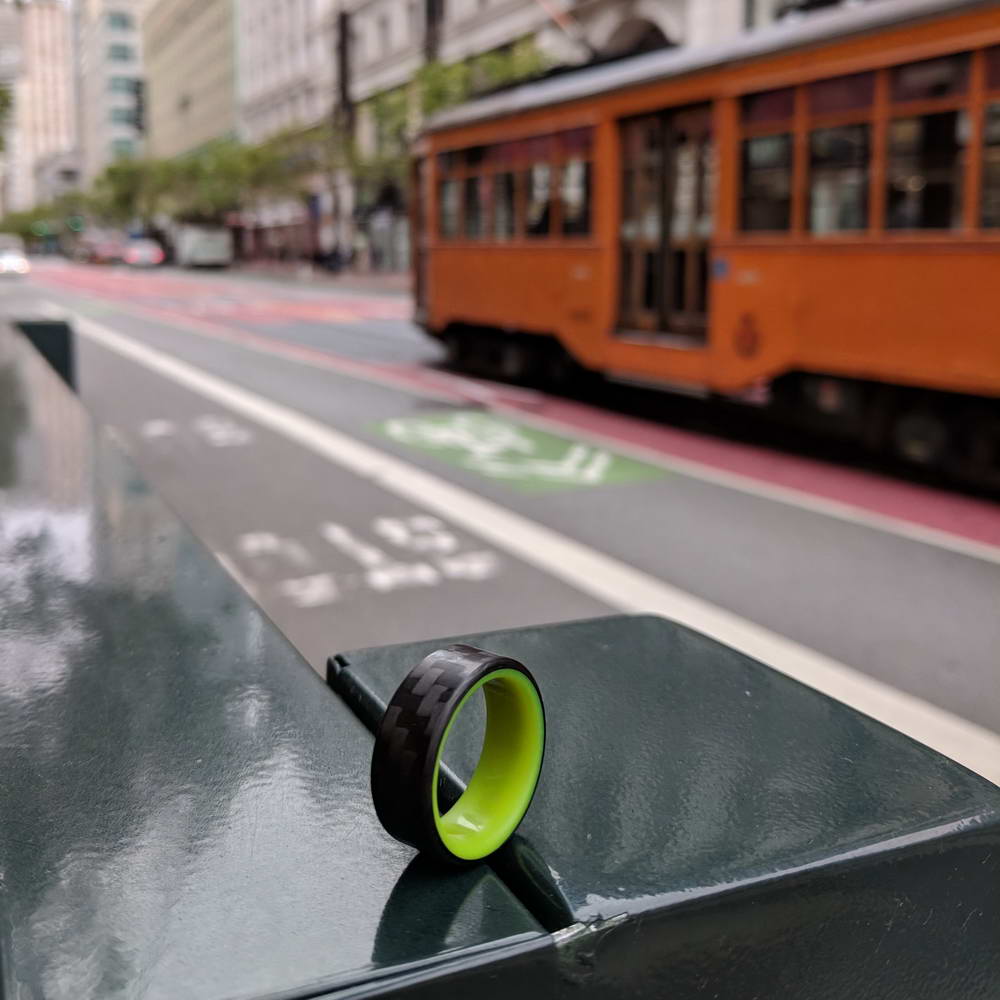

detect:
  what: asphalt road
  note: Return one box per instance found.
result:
[5,259,999,782]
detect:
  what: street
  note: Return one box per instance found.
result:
[5,258,999,782]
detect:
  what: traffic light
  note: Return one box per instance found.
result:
[133,79,146,134]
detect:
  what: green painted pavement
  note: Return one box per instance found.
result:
[377,411,666,493]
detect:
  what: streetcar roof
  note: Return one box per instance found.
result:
[426,0,994,133]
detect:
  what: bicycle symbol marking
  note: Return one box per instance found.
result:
[383,413,616,486]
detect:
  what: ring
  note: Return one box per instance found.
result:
[371,644,545,864]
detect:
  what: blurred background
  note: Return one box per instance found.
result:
[0,0,869,271]
[0,0,997,777]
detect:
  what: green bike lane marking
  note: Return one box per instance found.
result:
[377,410,666,493]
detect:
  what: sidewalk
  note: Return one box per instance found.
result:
[231,260,412,297]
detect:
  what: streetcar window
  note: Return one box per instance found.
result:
[671,249,686,312]
[886,111,968,230]
[809,124,869,233]
[463,176,483,238]
[438,179,460,238]
[741,133,792,231]
[642,251,657,311]
[671,139,699,239]
[695,248,709,315]
[742,88,794,125]
[525,163,551,237]
[891,54,969,103]
[560,159,591,236]
[982,104,1000,228]
[987,46,1000,91]
[437,151,461,173]
[493,171,516,239]
[808,72,875,114]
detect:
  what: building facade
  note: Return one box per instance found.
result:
[234,0,337,261]
[5,0,76,212]
[0,0,21,216]
[33,148,81,204]
[142,0,236,158]
[78,0,145,184]
[0,0,19,86]
[236,0,336,145]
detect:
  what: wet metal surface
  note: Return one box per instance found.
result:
[334,616,1000,998]
[0,325,549,1000]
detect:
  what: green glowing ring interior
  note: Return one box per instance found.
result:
[431,667,544,861]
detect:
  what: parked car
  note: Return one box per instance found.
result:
[77,237,125,265]
[170,224,233,267]
[0,249,30,276]
[123,238,165,268]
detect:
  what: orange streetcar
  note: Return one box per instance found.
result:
[412,0,1000,482]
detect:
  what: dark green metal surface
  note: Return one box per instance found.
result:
[14,318,75,388]
[332,616,1000,999]
[0,324,554,1000]
[5,313,1000,1000]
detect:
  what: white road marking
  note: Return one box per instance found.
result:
[322,518,490,593]
[365,561,441,592]
[213,550,259,599]
[436,550,502,581]
[384,412,623,486]
[193,414,254,447]
[72,313,1000,783]
[58,291,1000,565]
[237,531,313,569]
[140,418,177,439]
[372,515,460,555]
[469,442,617,484]
[277,573,340,608]
[384,412,537,460]
[321,522,392,568]
[234,516,499,606]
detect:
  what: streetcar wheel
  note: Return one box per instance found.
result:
[499,339,530,380]
[890,407,950,468]
[544,346,575,386]
[443,328,469,370]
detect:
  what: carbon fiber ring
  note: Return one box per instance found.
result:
[371,644,545,864]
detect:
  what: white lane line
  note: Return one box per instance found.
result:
[213,550,259,599]
[50,292,1000,566]
[73,311,1000,785]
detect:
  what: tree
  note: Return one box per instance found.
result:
[89,158,173,225]
[164,141,250,223]
[82,138,313,229]
[0,85,12,153]
[0,190,92,244]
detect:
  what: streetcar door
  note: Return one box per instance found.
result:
[617,104,714,342]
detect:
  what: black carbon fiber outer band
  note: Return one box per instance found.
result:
[370,643,542,864]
